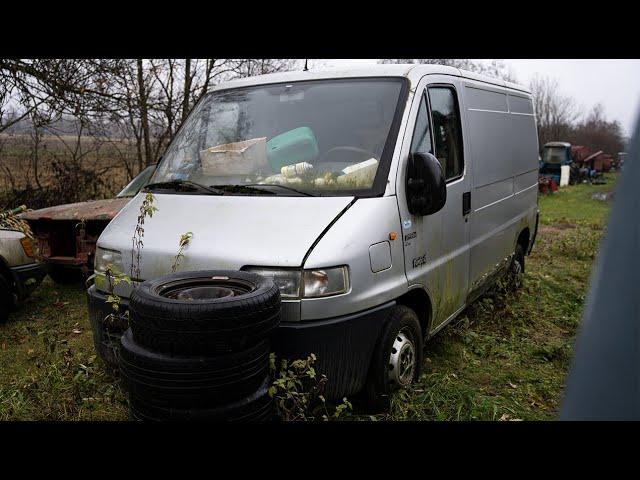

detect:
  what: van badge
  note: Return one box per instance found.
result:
[404,231,417,242]
[402,219,412,229]
[412,255,427,268]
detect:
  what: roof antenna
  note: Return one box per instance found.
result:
[303,59,309,72]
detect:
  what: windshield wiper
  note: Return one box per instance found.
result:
[144,180,223,195]
[211,185,276,195]
[240,183,316,197]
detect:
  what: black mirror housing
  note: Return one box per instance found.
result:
[406,152,447,216]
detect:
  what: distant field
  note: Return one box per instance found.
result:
[0,134,136,195]
[0,174,618,420]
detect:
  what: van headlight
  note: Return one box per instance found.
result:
[243,266,349,299]
[94,247,124,275]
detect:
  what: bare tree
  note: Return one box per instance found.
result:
[229,59,300,77]
[529,74,582,148]
[0,58,322,208]
[570,103,626,155]
[378,59,516,82]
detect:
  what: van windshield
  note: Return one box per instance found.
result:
[150,78,405,196]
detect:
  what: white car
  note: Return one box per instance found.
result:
[0,229,46,322]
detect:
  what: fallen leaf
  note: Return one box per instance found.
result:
[72,329,82,334]
[499,413,510,421]
[508,381,517,389]
[53,301,69,308]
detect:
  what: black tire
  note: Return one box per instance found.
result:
[119,329,271,408]
[129,270,281,355]
[129,376,275,422]
[49,266,82,285]
[362,305,423,413]
[508,244,525,291]
[0,274,13,323]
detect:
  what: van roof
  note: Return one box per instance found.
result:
[211,63,531,94]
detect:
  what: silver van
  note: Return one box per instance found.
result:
[87,64,539,407]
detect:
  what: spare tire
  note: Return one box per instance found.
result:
[119,329,271,407]
[129,376,275,422]
[129,270,281,355]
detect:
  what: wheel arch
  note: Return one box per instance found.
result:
[0,256,13,286]
[516,227,531,254]
[395,286,433,339]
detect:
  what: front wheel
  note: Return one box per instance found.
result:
[362,305,423,413]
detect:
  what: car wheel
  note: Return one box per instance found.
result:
[0,275,13,323]
[362,305,423,413]
[129,270,281,355]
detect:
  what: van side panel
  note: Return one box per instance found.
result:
[462,83,538,293]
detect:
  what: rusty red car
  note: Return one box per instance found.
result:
[21,164,156,283]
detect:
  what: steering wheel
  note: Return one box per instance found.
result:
[320,146,377,164]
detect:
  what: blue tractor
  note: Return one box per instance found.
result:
[539,141,572,184]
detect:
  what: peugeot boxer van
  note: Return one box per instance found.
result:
[87,64,539,406]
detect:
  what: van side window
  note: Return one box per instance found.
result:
[428,87,464,180]
[410,94,432,154]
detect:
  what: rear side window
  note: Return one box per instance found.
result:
[410,94,432,154]
[428,87,464,180]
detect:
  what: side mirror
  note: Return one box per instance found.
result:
[405,152,446,216]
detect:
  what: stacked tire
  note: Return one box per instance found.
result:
[119,270,281,422]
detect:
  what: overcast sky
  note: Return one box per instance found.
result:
[313,59,640,137]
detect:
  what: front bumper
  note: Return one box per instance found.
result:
[86,285,393,400]
[10,262,47,299]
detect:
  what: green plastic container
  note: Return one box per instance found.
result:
[266,127,319,172]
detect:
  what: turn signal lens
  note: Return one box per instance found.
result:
[20,237,36,258]
[302,266,349,298]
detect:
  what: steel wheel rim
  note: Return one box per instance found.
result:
[388,329,416,388]
[156,277,255,301]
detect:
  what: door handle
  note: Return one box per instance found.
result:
[463,191,471,216]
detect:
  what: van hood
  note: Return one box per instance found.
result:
[98,193,354,280]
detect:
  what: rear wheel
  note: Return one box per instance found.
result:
[362,305,423,413]
[508,244,525,291]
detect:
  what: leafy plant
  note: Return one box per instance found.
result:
[171,231,193,273]
[130,192,157,281]
[268,353,352,421]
